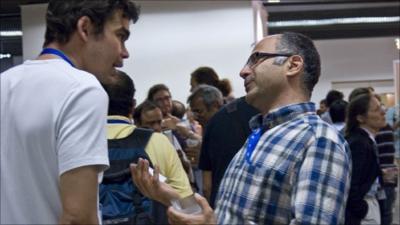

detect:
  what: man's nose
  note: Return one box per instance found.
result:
[121,45,129,59]
[240,65,252,79]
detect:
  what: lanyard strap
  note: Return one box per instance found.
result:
[107,119,131,125]
[40,48,75,68]
[245,128,263,164]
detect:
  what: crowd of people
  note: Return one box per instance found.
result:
[1,0,399,224]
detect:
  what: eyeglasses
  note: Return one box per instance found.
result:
[245,52,293,68]
[154,95,171,104]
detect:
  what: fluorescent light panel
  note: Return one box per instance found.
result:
[0,53,12,59]
[0,31,23,37]
[269,16,400,28]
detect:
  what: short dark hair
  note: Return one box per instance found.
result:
[171,100,186,119]
[187,84,223,109]
[147,84,170,101]
[190,67,233,97]
[329,99,348,123]
[345,93,372,136]
[275,32,321,97]
[191,67,220,88]
[218,78,233,97]
[102,70,135,117]
[348,87,371,102]
[133,100,159,125]
[325,90,344,107]
[44,0,140,46]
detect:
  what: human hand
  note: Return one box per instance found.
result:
[162,115,181,130]
[130,158,180,205]
[176,124,191,138]
[167,193,217,225]
[162,118,177,130]
[382,167,398,184]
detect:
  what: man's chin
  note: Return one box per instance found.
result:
[245,91,255,101]
[245,93,259,108]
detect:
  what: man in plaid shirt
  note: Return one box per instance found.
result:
[132,32,352,225]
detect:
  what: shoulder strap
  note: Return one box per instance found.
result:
[103,128,154,182]
[131,128,153,150]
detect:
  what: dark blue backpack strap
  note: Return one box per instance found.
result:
[130,128,153,153]
[103,128,153,182]
[101,128,155,224]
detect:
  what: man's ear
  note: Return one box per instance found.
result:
[285,55,304,77]
[76,16,93,42]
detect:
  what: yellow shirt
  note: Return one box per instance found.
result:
[106,115,192,198]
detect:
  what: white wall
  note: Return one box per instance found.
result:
[21,2,399,105]
[21,4,47,61]
[124,1,253,104]
[312,37,399,103]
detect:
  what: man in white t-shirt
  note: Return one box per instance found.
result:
[0,1,139,224]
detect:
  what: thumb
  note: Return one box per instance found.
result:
[193,193,211,211]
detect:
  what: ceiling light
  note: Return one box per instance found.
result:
[268,16,400,28]
[0,31,23,37]
[0,53,12,59]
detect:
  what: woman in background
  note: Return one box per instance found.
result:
[190,66,234,103]
[345,93,386,225]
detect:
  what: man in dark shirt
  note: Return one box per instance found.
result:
[198,96,259,207]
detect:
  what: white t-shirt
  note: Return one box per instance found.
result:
[1,59,109,224]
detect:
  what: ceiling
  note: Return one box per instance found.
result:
[0,0,399,58]
[0,0,48,16]
[264,0,400,39]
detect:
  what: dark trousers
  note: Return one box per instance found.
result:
[379,186,397,225]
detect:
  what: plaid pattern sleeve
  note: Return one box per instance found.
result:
[291,134,351,224]
[215,102,352,225]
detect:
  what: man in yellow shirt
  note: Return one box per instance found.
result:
[103,71,192,198]
[101,71,192,223]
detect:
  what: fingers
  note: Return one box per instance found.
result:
[167,206,189,225]
[130,158,152,197]
[193,193,211,212]
[152,164,160,185]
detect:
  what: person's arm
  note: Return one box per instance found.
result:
[202,170,212,201]
[290,137,351,225]
[167,193,217,225]
[56,81,109,224]
[130,158,180,206]
[59,166,101,224]
[146,134,193,197]
[345,139,375,219]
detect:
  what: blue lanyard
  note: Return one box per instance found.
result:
[40,48,75,68]
[107,119,131,125]
[245,128,263,164]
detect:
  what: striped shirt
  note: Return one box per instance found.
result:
[215,102,352,225]
[376,125,396,169]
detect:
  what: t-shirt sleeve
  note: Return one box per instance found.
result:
[56,82,109,176]
[146,133,193,198]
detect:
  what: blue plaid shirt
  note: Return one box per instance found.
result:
[215,102,351,225]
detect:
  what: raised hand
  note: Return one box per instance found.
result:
[130,158,180,206]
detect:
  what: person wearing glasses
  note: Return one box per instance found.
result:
[131,32,351,225]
